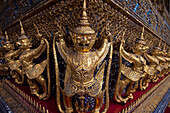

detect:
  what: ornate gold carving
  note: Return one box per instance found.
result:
[114,25,169,104]
[0,0,169,111]
[143,52,159,83]
[3,30,24,84]
[120,75,170,113]
[151,40,169,79]
[4,19,50,100]
[159,44,170,75]
[114,27,149,103]
[133,76,170,113]
[138,39,161,89]
[18,21,51,100]
[53,0,112,112]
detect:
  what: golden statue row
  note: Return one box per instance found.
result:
[1,0,169,113]
[114,27,170,104]
[3,20,51,100]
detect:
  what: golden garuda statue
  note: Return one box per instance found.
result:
[18,21,50,100]
[53,0,112,112]
[142,40,160,84]
[159,44,170,75]
[114,27,149,103]
[167,49,170,73]
[1,31,12,71]
[152,41,167,78]
[164,49,170,74]
[3,30,25,84]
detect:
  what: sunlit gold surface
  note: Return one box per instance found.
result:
[18,22,50,100]
[114,27,151,103]
[3,31,24,84]
[53,0,111,112]
[0,0,169,112]
[114,26,170,104]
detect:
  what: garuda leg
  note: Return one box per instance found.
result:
[27,79,40,97]
[14,68,24,85]
[126,81,138,100]
[117,78,131,103]
[139,73,150,90]
[35,75,47,100]
[62,90,73,113]
[92,91,104,113]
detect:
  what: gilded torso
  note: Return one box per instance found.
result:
[121,47,146,72]
[66,49,99,84]
[127,54,146,77]
[5,49,22,70]
[63,48,107,97]
[57,39,110,96]
[19,49,34,67]
[144,53,159,66]
[5,50,15,62]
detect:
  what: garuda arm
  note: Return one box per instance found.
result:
[144,53,159,65]
[96,39,110,65]
[53,35,65,113]
[120,42,135,64]
[5,48,23,61]
[23,37,50,100]
[98,37,112,113]
[5,48,24,84]
[23,38,47,63]
[56,38,69,62]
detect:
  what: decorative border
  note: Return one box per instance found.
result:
[120,75,170,113]
[1,0,59,30]
[0,76,169,113]
[0,93,13,113]
[153,89,170,113]
[0,80,29,113]
[2,79,50,113]
[1,0,169,47]
[104,0,169,45]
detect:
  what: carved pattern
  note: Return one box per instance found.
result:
[115,0,170,44]
[0,0,48,29]
[0,0,169,112]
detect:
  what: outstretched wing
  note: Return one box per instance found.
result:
[144,65,156,75]
[9,60,21,70]
[121,64,143,81]
[95,61,106,86]
[26,59,47,79]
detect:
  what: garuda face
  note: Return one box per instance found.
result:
[72,33,96,52]
[132,43,148,54]
[17,37,32,49]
